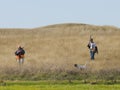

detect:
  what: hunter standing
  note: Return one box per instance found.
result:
[87,38,98,60]
[15,46,25,64]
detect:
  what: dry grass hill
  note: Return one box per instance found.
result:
[0,23,120,80]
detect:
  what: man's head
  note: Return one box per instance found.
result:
[90,38,93,42]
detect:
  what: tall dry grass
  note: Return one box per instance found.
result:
[0,23,120,80]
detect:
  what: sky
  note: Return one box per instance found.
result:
[0,0,120,28]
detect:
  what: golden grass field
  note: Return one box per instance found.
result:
[0,23,120,80]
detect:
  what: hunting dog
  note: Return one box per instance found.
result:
[74,61,89,70]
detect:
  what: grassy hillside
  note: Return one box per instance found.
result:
[0,23,120,80]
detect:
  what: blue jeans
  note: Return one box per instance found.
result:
[90,51,95,60]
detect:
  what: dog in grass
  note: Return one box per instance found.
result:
[74,61,89,70]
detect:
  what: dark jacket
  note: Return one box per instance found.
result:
[15,48,25,56]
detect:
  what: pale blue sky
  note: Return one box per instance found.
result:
[0,0,120,28]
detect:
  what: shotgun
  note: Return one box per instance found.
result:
[87,35,92,49]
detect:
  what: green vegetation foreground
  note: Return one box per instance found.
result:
[0,81,120,90]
